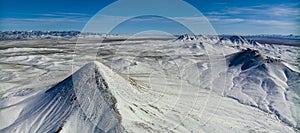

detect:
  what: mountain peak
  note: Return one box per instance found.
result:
[229,35,249,44]
[1,61,125,132]
[177,34,197,41]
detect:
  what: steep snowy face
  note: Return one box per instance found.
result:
[219,37,230,42]
[219,35,262,47]
[0,62,124,133]
[248,39,261,47]
[228,48,264,70]
[177,34,197,41]
[225,48,300,129]
[229,35,249,45]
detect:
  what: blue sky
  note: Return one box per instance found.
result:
[0,0,299,35]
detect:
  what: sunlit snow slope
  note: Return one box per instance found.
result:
[0,62,124,132]
[225,48,300,129]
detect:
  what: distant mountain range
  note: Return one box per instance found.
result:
[1,31,299,46]
[0,31,299,40]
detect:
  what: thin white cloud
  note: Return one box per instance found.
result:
[203,3,298,30]
[207,16,244,23]
[36,12,91,17]
[1,17,88,23]
[206,4,299,17]
[223,18,245,23]
[206,15,295,26]
[128,16,171,22]
[206,12,226,15]
[56,12,89,16]
[248,20,295,26]
[0,17,87,31]
[172,16,208,21]
[89,15,210,25]
[38,14,62,17]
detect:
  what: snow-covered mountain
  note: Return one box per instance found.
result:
[225,48,300,128]
[218,35,264,48]
[0,34,299,132]
[175,35,300,130]
[0,62,125,132]
[229,35,249,45]
[0,31,81,40]
[177,34,198,41]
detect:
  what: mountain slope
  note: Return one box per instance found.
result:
[1,60,297,132]
[225,48,300,130]
[0,62,124,133]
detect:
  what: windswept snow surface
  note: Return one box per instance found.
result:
[0,35,299,132]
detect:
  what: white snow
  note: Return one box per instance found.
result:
[0,35,299,132]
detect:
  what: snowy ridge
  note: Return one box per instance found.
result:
[177,34,198,41]
[176,34,220,43]
[0,62,125,133]
[229,35,249,45]
[219,35,264,48]
[217,35,298,62]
